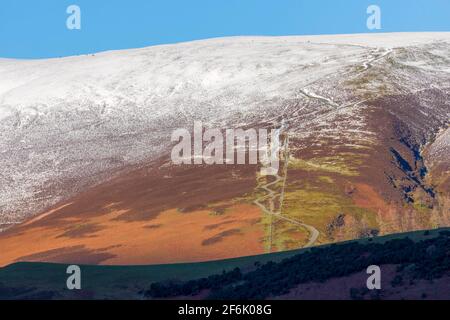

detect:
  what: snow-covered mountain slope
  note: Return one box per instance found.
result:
[0,32,449,228]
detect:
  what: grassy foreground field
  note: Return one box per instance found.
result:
[0,227,449,299]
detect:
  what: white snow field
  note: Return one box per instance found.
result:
[0,32,449,228]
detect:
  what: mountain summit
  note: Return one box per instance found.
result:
[0,33,449,266]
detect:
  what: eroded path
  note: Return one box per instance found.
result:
[254,47,393,251]
[254,134,319,249]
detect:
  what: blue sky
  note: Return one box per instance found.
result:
[0,0,449,59]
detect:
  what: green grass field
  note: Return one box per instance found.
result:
[0,227,448,299]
